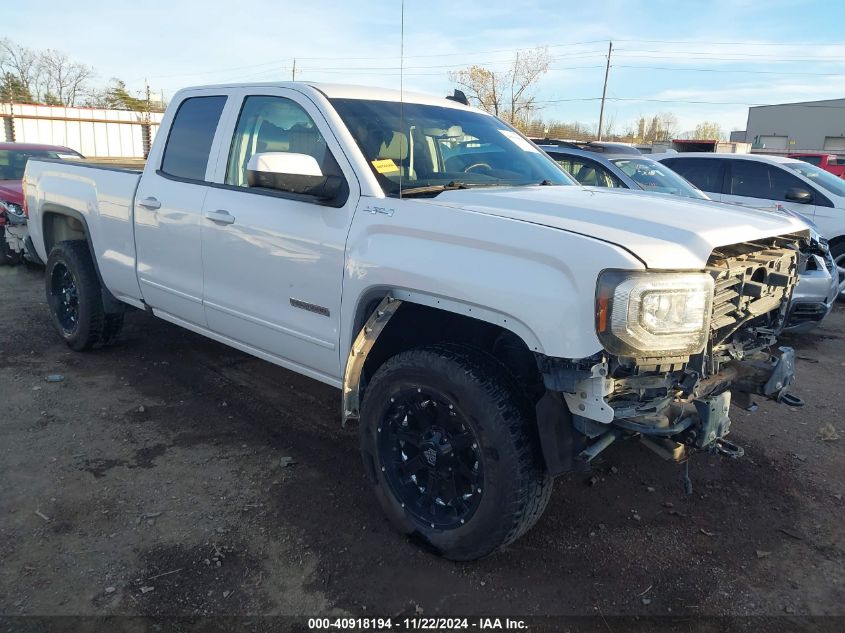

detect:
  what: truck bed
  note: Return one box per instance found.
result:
[25,158,145,306]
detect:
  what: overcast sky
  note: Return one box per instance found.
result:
[5,0,845,133]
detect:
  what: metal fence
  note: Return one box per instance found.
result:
[0,103,164,159]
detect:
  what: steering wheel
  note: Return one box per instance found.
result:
[463,162,493,174]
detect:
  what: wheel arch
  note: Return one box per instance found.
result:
[342,290,544,426]
[41,206,122,311]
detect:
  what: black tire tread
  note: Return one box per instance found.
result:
[426,343,553,543]
[363,344,552,559]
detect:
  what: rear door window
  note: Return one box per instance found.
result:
[728,160,809,201]
[161,96,227,181]
[727,160,772,199]
[661,158,723,194]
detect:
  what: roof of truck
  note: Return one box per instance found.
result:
[179,81,474,110]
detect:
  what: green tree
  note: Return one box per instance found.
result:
[104,79,147,110]
[0,72,33,102]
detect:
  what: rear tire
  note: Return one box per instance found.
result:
[0,228,22,265]
[45,240,105,351]
[359,345,552,560]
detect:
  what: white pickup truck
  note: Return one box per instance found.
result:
[24,82,810,560]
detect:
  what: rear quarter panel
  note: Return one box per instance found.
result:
[25,160,144,304]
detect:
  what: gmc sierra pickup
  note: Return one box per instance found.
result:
[24,82,810,560]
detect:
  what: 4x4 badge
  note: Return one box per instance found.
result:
[363,205,394,217]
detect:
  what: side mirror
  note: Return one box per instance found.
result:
[246,152,343,200]
[784,187,813,204]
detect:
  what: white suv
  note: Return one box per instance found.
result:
[653,152,845,299]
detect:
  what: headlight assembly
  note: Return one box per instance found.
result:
[0,200,24,216]
[596,270,714,357]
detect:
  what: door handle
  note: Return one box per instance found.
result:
[205,209,236,225]
[138,197,161,210]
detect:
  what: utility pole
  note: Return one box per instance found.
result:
[142,79,152,159]
[597,41,613,141]
[292,59,296,81]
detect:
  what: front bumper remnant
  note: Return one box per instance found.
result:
[569,346,801,463]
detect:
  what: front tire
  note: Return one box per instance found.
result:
[45,240,105,351]
[359,345,552,560]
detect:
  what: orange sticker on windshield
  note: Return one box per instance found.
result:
[372,159,399,174]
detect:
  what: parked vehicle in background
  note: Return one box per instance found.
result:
[532,138,641,155]
[788,153,845,179]
[544,147,836,331]
[654,152,845,301]
[0,143,84,265]
[25,82,810,560]
[540,146,709,200]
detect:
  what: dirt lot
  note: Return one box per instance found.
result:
[1,263,844,629]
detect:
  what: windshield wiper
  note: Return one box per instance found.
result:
[395,181,471,197]
[395,180,539,197]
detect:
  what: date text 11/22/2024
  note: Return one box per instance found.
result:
[307,617,528,630]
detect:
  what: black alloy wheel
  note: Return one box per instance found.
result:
[359,345,553,560]
[377,387,484,530]
[45,240,109,350]
[49,262,80,334]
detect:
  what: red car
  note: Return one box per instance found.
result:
[0,142,84,264]
[787,153,845,180]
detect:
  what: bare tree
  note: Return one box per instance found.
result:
[0,38,42,101]
[639,112,679,143]
[39,49,94,106]
[448,65,503,116]
[449,47,551,126]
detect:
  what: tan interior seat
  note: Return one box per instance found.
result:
[377,132,415,179]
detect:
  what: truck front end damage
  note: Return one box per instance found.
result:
[539,234,805,471]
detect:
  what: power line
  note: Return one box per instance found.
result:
[134,43,612,81]
[535,96,845,108]
[614,64,845,77]
[614,37,845,48]
[287,39,609,60]
[614,48,845,63]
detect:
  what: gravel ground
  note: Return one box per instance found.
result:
[1,263,844,630]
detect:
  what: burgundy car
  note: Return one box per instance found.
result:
[0,142,84,264]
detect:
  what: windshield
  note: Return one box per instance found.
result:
[330,99,573,196]
[784,161,845,198]
[0,149,81,181]
[611,158,710,200]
